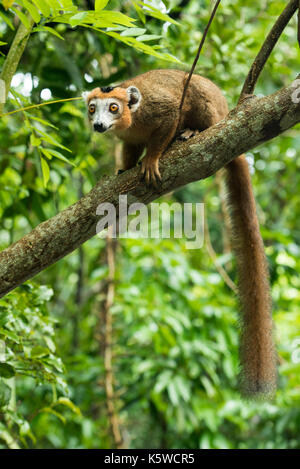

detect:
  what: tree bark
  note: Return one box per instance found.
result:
[240,0,299,99]
[0,16,34,114]
[0,78,299,298]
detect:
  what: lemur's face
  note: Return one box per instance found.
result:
[83,86,141,134]
[86,96,124,133]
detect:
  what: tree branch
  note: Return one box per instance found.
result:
[0,78,299,298]
[240,0,299,99]
[0,15,34,114]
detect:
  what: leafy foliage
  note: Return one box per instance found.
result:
[1,0,179,61]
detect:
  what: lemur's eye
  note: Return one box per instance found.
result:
[109,103,119,114]
[88,103,96,114]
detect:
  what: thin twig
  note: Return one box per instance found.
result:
[0,96,83,118]
[239,0,299,100]
[175,0,221,135]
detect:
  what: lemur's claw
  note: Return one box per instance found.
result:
[141,157,161,187]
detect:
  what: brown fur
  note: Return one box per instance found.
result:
[87,69,276,395]
[225,156,276,396]
[86,87,128,102]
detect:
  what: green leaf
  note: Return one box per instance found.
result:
[97,10,136,27]
[44,0,61,11]
[167,381,179,405]
[40,155,50,187]
[11,7,31,29]
[120,27,146,37]
[22,0,41,23]
[0,425,19,449]
[31,0,50,17]
[36,285,53,302]
[131,0,145,24]
[136,34,162,42]
[36,129,72,152]
[103,31,180,63]
[19,420,36,444]
[59,102,82,117]
[0,363,15,379]
[30,134,41,147]
[40,148,52,160]
[27,114,58,129]
[0,327,20,343]
[44,336,56,353]
[68,10,136,28]
[174,376,190,402]
[55,397,82,416]
[154,370,172,394]
[0,11,15,30]
[40,407,66,424]
[33,25,64,40]
[138,2,180,25]
[41,148,76,166]
[0,41,7,46]
[69,11,88,26]
[0,380,11,408]
[95,0,110,11]
[46,12,74,24]
[58,0,77,10]
[30,346,49,358]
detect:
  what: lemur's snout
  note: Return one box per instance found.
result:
[94,123,107,133]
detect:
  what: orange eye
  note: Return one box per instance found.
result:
[88,103,96,114]
[109,103,119,113]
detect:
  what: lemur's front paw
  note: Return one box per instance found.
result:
[141,156,161,186]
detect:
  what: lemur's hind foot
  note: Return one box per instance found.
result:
[178,129,199,141]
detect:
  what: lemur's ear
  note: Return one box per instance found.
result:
[82,91,89,104]
[126,86,141,112]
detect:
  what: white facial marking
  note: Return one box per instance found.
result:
[88,98,123,132]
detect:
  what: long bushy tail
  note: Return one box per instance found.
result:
[225,155,277,397]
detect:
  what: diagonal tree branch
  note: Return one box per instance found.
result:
[240,0,299,99]
[0,78,299,298]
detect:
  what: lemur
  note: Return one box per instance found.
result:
[83,69,276,397]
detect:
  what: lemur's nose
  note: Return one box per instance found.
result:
[94,123,106,133]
